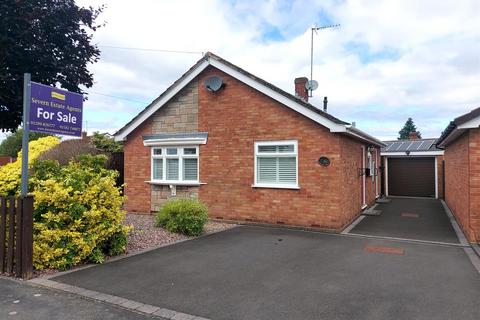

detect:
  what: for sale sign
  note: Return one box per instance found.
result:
[29,82,83,137]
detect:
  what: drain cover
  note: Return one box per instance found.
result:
[364,245,405,255]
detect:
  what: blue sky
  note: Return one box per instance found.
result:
[4,0,478,142]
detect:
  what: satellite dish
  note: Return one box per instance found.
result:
[305,80,318,91]
[204,76,224,92]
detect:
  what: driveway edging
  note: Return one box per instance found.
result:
[441,200,480,273]
[28,278,210,320]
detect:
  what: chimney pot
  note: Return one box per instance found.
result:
[294,77,308,102]
[408,132,420,140]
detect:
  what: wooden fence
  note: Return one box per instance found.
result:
[0,196,33,279]
[108,152,124,187]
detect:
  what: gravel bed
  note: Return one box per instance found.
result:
[123,214,236,253]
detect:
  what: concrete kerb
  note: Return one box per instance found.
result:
[341,215,365,234]
[440,200,469,246]
[441,200,480,273]
[28,278,211,320]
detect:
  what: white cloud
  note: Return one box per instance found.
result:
[73,0,480,140]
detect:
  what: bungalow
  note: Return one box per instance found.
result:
[114,52,384,231]
[437,107,480,243]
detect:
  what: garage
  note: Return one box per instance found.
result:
[387,157,435,197]
[381,139,444,198]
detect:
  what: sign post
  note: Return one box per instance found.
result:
[20,74,31,197]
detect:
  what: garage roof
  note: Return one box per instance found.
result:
[381,139,443,156]
[436,106,480,148]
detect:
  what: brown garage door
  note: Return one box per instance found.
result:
[388,157,435,197]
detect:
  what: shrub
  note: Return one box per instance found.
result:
[0,129,52,158]
[31,154,129,270]
[37,137,101,166]
[101,230,128,257]
[0,136,60,196]
[155,198,208,236]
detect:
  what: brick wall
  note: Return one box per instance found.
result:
[339,136,379,228]
[196,66,369,230]
[436,155,444,199]
[0,156,13,166]
[444,132,472,241]
[124,121,152,213]
[468,129,480,242]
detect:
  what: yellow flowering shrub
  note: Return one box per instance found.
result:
[31,155,128,270]
[0,136,60,196]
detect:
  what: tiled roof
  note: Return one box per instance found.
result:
[114,52,348,138]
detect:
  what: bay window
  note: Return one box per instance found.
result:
[151,146,199,183]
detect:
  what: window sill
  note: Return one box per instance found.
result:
[145,181,206,186]
[252,184,300,190]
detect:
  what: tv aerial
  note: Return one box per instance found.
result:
[309,23,340,97]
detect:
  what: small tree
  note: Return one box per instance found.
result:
[398,118,422,140]
[0,129,52,157]
[92,132,123,153]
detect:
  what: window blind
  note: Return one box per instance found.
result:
[153,158,163,180]
[166,158,179,180]
[183,158,198,181]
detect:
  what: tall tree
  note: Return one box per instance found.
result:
[0,0,104,132]
[398,117,422,140]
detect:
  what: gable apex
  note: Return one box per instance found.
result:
[114,52,383,147]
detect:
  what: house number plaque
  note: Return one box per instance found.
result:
[318,156,330,166]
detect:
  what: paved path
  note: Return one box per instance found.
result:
[51,226,480,320]
[350,198,460,243]
[0,277,157,320]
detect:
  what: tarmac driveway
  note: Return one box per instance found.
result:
[349,198,460,243]
[52,225,480,320]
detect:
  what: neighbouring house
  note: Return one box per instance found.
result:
[0,156,13,166]
[437,107,480,243]
[114,52,384,231]
[381,133,444,199]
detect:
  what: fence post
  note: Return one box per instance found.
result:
[0,197,6,273]
[21,196,33,279]
[6,197,15,274]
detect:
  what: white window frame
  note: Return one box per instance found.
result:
[150,145,199,185]
[253,140,299,189]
